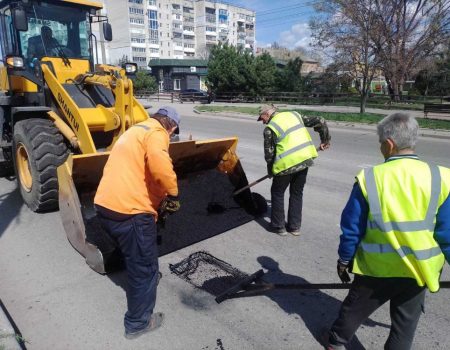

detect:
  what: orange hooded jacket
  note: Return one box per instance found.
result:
[94,118,178,217]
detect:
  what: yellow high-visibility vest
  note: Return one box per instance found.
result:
[353,158,450,292]
[266,111,318,175]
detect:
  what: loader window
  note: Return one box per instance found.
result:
[0,10,16,56]
[16,3,90,64]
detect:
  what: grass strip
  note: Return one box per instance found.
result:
[195,106,450,130]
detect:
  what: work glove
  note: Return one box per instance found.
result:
[159,195,181,215]
[337,259,351,283]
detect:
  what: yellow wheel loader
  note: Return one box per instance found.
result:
[0,0,266,274]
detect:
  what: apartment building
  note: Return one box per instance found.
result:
[102,0,255,69]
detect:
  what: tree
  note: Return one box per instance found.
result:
[275,57,304,92]
[207,43,248,94]
[311,0,380,113]
[206,43,276,96]
[370,1,450,101]
[253,53,277,95]
[132,70,158,92]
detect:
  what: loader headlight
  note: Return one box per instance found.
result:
[124,63,137,74]
[6,56,24,69]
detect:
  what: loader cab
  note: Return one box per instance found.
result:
[0,0,109,93]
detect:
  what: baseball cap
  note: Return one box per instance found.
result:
[156,106,180,126]
[257,104,276,121]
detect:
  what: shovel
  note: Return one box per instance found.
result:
[233,174,271,197]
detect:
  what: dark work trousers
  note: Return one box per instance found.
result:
[97,212,159,333]
[329,275,426,350]
[270,168,308,230]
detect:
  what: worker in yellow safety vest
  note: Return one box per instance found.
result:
[322,113,450,350]
[257,104,330,236]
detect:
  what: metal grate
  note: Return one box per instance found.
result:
[169,251,249,296]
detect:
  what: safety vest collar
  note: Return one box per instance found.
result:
[365,163,441,233]
[385,154,419,163]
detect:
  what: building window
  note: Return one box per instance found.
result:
[184,35,194,40]
[149,48,159,53]
[206,26,216,32]
[184,25,194,31]
[129,0,143,4]
[148,0,156,5]
[130,18,144,25]
[131,37,145,43]
[183,43,195,48]
[129,7,144,15]
[206,35,216,41]
[174,79,181,90]
[149,29,158,39]
[183,7,193,13]
[147,10,157,19]
[173,32,182,38]
[149,39,159,45]
[132,47,146,52]
[132,56,147,62]
[206,15,216,23]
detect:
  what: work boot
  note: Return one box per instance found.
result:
[319,330,345,350]
[286,226,301,236]
[268,224,287,236]
[124,312,164,340]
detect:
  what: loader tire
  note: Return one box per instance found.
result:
[13,119,68,212]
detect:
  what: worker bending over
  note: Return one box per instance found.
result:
[94,106,181,339]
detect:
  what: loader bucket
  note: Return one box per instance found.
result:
[58,137,266,274]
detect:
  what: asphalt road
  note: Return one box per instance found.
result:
[1,104,449,350]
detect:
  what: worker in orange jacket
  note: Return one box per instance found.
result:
[94,106,181,339]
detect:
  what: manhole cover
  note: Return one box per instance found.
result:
[170,251,248,296]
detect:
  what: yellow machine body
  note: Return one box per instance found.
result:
[0,0,264,273]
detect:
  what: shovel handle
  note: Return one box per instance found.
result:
[233,174,271,196]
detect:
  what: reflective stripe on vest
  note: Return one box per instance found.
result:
[267,111,318,174]
[353,160,446,292]
[365,164,441,232]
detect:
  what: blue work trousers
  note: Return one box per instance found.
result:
[98,212,159,333]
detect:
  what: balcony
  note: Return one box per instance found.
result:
[205,15,216,23]
[246,30,254,37]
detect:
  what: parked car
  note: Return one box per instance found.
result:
[179,89,212,103]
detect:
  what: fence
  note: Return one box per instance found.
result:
[134,90,450,110]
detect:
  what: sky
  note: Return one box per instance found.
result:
[224,0,316,50]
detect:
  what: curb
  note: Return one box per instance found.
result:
[193,108,450,141]
[0,299,24,350]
